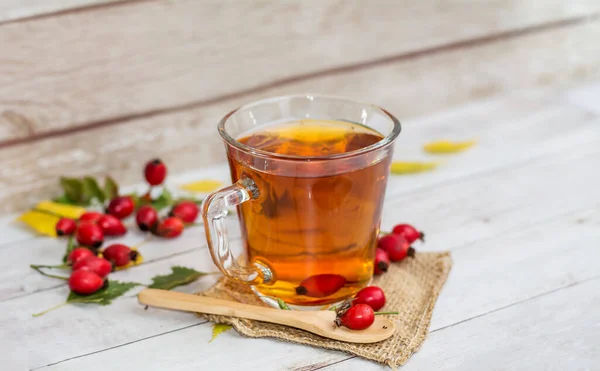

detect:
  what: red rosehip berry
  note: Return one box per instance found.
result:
[68,269,104,295]
[378,234,415,262]
[102,243,137,267]
[154,217,184,238]
[67,247,95,265]
[144,159,167,186]
[136,206,159,232]
[295,274,346,298]
[79,211,103,224]
[337,304,375,330]
[72,256,112,278]
[392,223,425,244]
[55,218,76,236]
[169,201,199,223]
[354,286,386,311]
[76,223,104,248]
[374,248,390,275]
[97,214,127,236]
[106,196,135,219]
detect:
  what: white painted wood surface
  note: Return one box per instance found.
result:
[3,81,600,370]
[2,0,598,140]
[2,1,600,214]
[5,16,600,214]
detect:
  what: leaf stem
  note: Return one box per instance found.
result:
[62,236,77,263]
[374,311,399,315]
[277,298,291,310]
[32,302,68,317]
[30,265,69,280]
[31,263,69,269]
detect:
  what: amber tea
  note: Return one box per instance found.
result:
[229,119,390,306]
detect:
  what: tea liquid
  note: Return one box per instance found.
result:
[231,119,389,306]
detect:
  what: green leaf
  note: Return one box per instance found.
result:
[82,176,105,203]
[62,236,77,263]
[209,323,232,343]
[67,280,139,305]
[277,298,291,310]
[151,188,173,211]
[104,176,119,200]
[53,194,77,205]
[148,266,207,290]
[60,177,84,203]
[129,193,142,208]
[174,196,204,205]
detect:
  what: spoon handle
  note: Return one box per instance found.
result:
[138,288,396,344]
[138,288,298,324]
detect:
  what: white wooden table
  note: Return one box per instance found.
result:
[3,81,600,370]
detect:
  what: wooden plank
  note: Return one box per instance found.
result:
[2,106,599,301]
[385,103,598,199]
[23,208,600,370]
[563,80,600,113]
[323,278,600,371]
[0,0,123,23]
[382,134,600,250]
[0,0,598,143]
[2,15,600,215]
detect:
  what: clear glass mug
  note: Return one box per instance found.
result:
[202,95,401,309]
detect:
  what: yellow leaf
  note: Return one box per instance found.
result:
[180,180,223,193]
[423,140,476,154]
[390,161,438,175]
[17,211,60,237]
[35,201,86,219]
[210,323,232,343]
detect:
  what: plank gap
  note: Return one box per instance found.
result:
[29,321,207,370]
[0,0,153,26]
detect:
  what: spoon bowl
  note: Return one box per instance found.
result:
[138,288,395,343]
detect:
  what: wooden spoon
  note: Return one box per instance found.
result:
[138,288,396,343]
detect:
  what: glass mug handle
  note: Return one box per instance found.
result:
[201,176,273,285]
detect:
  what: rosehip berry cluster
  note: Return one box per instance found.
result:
[51,158,204,299]
[374,223,424,276]
[66,246,113,295]
[65,243,139,295]
[56,209,129,249]
[134,205,191,239]
[138,159,198,238]
[334,286,396,330]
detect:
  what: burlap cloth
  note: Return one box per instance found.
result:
[196,251,452,368]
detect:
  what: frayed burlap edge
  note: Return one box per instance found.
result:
[196,252,452,368]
